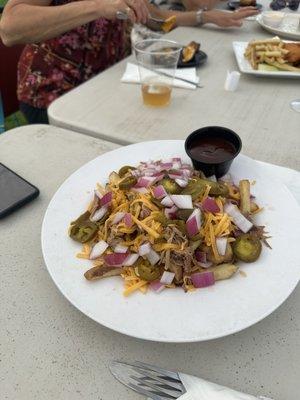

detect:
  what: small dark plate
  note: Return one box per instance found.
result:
[178,50,208,68]
[227,0,263,9]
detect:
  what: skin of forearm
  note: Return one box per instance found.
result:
[147,4,197,26]
[0,0,99,46]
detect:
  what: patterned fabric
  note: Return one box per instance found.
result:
[17,0,131,108]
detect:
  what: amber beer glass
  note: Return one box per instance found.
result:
[134,39,182,107]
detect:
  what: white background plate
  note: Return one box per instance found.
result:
[41,141,300,342]
[257,13,300,40]
[233,41,300,78]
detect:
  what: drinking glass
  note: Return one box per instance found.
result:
[134,39,182,107]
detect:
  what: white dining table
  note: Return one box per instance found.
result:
[48,22,300,170]
[0,124,299,400]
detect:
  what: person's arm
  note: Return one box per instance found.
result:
[182,0,220,11]
[0,0,149,46]
[148,3,258,28]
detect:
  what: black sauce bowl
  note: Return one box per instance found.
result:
[185,126,242,178]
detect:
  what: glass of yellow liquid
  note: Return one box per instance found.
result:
[134,39,182,107]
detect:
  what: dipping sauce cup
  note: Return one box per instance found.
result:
[134,39,182,107]
[185,126,242,178]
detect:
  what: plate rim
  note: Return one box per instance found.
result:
[256,13,300,40]
[41,140,300,342]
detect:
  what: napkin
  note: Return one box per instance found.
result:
[121,62,200,90]
[178,373,273,400]
[224,70,241,91]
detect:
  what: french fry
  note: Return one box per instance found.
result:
[239,180,251,215]
[244,37,300,73]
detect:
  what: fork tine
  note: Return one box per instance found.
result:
[131,375,181,398]
[128,383,177,400]
[131,366,184,391]
[132,361,181,381]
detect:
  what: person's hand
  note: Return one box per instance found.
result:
[203,7,259,27]
[95,0,149,24]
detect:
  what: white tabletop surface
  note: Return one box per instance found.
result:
[48,23,300,170]
[0,124,299,400]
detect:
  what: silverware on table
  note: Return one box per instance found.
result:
[132,63,203,89]
[109,360,186,400]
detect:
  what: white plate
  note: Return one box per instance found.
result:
[41,141,300,343]
[257,13,300,40]
[233,41,300,78]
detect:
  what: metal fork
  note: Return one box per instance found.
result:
[109,360,186,400]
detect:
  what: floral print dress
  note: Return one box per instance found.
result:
[17,0,131,109]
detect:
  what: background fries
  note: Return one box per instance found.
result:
[244,37,300,72]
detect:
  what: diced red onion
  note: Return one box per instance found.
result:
[195,250,207,263]
[160,162,173,170]
[191,271,215,288]
[168,171,182,180]
[152,171,165,177]
[131,169,140,177]
[199,261,213,269]
[90,206,108,222]
[112,212,125,225]
[138,242,151,256]
[161,195,174,208]
[160,271,175,285]
[149,280,165,293]
[143,169,157,176]
[146,249,160,265]
[114,244,128,253]
[202,197,220,213]
[132,187,148,194]
[89,240,108,260]
[153,185,167,199]
[175,178,188,188]
[164,205,178,219]
[153,173,165,183]
[186,209,201,237]
[224,203,253,233]
[181,163,192,169]
[100,191,112,207]
[172,161,181,169]
[124,213,133,228]
[104,252,129,266]
[180,169,192,178]
[216,237,227,256]
[136,177,156,188]
[123,253,139,266]
[171,195,193,209]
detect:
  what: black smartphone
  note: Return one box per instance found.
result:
[0,163,40,219]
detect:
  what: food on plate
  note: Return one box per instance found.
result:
[232,234,262,262]
[284,42,300,64]
[69,158,269,296]
[161,15,177,33]
[240,0,257,6]
[244,37,300,72]
[182,41,200,63]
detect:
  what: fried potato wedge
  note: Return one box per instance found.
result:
[207,263,239,281]
[182,41,200,63]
